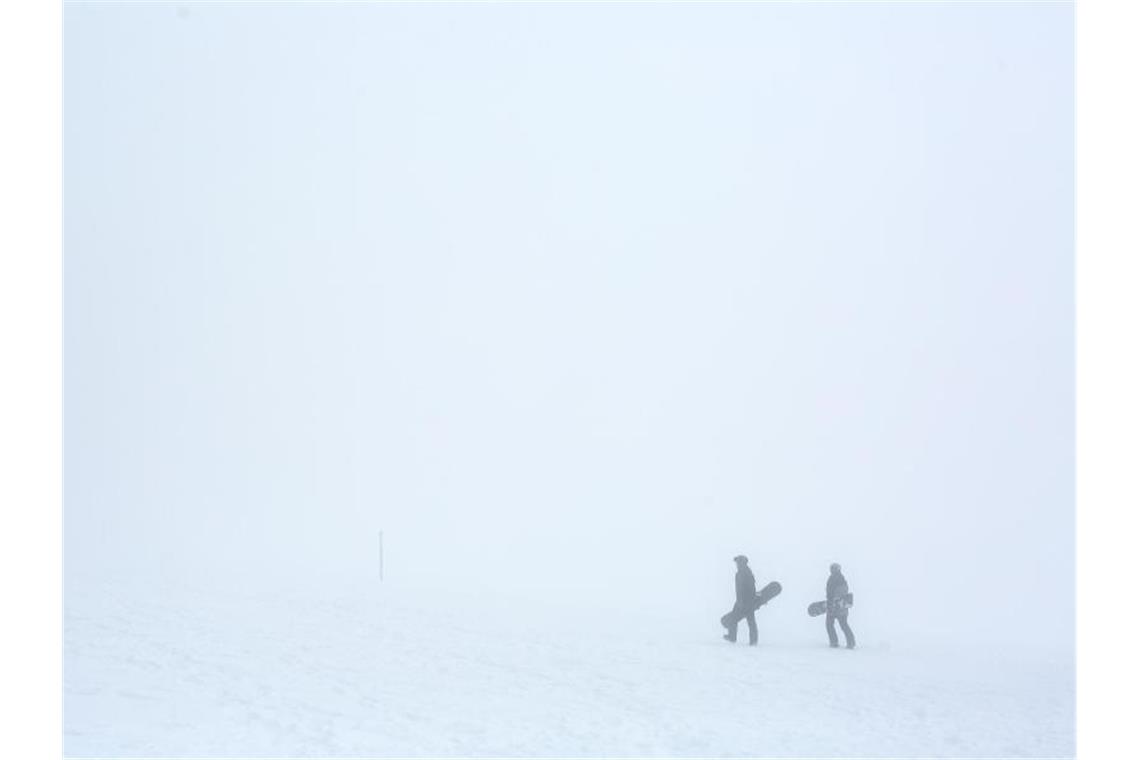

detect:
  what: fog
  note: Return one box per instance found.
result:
[65,2,1073,645]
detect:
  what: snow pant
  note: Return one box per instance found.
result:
[722,602,758,645]
[826,610,855,648]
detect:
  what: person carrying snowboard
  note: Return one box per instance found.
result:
[722,555,758,645]
[825,562,856,649]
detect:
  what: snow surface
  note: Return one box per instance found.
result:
[65,575,1073,758]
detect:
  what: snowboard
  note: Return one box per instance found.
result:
[808,593,853,617]
[753,581,782,610]
[721,581,783,627]
[720,581,783,628]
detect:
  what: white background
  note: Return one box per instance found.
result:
[64,0,1074,646]
[2,0,1136,757]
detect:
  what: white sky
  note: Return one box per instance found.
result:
[65,1,1073,644]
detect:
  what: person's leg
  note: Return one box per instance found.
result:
[826,612,839,647]
[839,612,855,649]
[746,610,758,645]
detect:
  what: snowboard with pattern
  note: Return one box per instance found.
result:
[807,593,853,617]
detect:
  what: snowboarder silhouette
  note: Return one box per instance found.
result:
[826,562,856,649]
[722,555,758,645]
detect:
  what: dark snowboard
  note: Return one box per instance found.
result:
[808,593,853,617]
[721,581,783,628]
[754,581,782,609]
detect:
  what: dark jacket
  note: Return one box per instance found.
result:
[826,571,849,603]
[735,565,757,606]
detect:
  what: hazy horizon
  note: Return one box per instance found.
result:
[64,1,1074,647]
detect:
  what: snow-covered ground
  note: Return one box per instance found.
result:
[65,574,1073,758]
